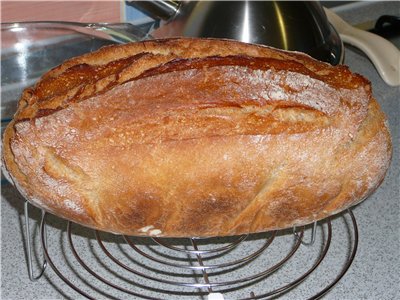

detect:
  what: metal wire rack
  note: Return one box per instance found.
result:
[24,201,358,300]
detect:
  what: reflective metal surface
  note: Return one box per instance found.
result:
[130,1,343,65]
[128,0,181,21]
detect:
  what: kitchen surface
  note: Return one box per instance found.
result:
[1,1,399,299]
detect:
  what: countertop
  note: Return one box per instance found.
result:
[1,2,399,300]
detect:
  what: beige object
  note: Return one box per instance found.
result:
[325,7,400,87]
[2,38,392,237]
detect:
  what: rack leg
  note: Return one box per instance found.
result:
[293,221,318,246]
[24,201,47,281]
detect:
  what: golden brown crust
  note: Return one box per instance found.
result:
[2,38,392,237]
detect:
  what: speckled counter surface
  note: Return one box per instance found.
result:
[1,3,399,300]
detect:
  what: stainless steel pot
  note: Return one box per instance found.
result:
[128,0,344,65]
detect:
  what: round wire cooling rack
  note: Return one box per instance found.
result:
[24,201,358,300]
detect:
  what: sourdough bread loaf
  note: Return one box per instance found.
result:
[2,38,392,237]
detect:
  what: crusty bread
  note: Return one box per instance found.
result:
[2,38,392,237]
